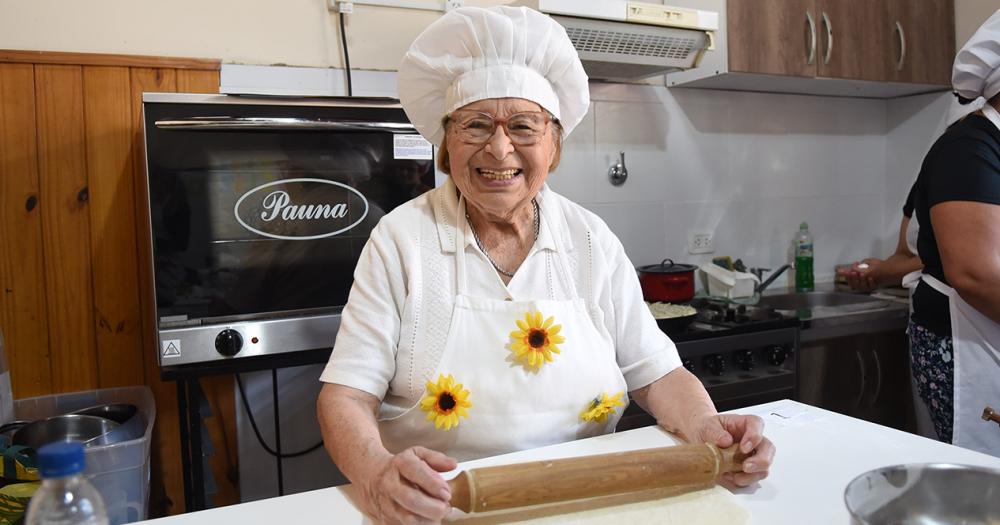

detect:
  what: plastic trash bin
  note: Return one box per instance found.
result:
[14,386,155,525]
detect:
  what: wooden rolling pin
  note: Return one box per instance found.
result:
[447,443,746,513]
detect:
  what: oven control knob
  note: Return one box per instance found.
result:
[735,350,755,371]
[215,329,243,357]
[766,346,788,366]
[703,354,726,376]
[682,358,695,373]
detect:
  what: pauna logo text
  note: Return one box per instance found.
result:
[234,178,369,240]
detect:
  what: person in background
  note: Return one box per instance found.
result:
[837,182,923,293]
[906,10,1000,455]
[315,6,774,524]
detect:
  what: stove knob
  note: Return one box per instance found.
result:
[703,354,726,376]
[735,350,755,371]
[682,358,695,373]
[766,346,788,366]
[215,329,243,357]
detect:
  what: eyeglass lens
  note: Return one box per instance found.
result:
[451,112,550,145]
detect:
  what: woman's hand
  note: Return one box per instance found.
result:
[686,413,775,487]
[837,258,883,292]
[357,446,457,525]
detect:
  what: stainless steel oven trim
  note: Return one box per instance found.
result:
[154,116,417,133]
[157,313,341,366]
[142,92,405,109]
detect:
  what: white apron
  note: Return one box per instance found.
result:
[916,103,1000,455]
[379,198,629,461]
[921,274,1000,456]
[901,213,921,305]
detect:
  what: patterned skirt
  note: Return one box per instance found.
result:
[908,320,954,443]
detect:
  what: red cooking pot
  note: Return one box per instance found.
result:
[637,259,698,303]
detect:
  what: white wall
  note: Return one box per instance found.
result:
[556,84,887,285]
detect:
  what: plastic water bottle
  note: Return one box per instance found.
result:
[25,442,108,525]
[794,222,815,292]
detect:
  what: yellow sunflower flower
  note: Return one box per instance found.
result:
[509,311,565,369]
[420,374,472,430]
[580,391,625,423]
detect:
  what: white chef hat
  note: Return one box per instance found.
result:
[953,9,1000,102]
[397,5,589,146]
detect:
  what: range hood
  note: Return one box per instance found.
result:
[516,0,718,81]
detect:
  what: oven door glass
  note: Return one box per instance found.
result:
[144,103,434,325]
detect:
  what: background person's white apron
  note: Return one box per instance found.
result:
[379,197,628,461]
[899,214,938,439]
[921,272,1000,456]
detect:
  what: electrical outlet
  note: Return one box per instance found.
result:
[688,232,714,254]
[444,0,463,11]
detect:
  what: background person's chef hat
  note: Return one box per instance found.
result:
[953,9,1000,102]
[397,5,589,146]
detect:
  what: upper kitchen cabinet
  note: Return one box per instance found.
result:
[666,0,955,98]
[888,0,955,85]
[726,0,817,78]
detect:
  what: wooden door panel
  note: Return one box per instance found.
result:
[728,0,818,77]
[889,0,955,85]
[82,66,145,388]
[34,65,99,392]
[816,0,891,81]
[0,64,52,397]
[176,70,219,94]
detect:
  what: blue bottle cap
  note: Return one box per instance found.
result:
[37,441,86,478]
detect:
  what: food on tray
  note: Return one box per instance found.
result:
[646,302,697,319]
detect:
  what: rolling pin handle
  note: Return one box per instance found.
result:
[715,443,751,474]
[448,470,473,513]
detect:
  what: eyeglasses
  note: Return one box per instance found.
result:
[447,110,555,146]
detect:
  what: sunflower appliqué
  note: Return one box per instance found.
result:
[509,311,565,369]
[420,374,472,430]
[580,391,625,423]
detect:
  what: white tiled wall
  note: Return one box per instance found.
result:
[544,83,954,286]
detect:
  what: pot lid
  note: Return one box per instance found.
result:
[636,258,698,274]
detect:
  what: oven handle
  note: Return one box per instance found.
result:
[154,117,418,133]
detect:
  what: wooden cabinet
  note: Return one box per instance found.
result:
[888,0,955,85]
[815,0,891,82]
[728,0,816,77]
[729,0,949,84]
[668,0,955,97]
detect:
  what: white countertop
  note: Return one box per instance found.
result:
[142,400,1000,524]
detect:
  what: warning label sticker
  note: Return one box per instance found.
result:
[393,134,433,160]
[161,340,181,358]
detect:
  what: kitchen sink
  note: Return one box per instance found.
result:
[758,291,888,311]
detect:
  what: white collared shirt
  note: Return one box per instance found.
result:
[320,179,681,416]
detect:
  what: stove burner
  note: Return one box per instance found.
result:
[689,298,785,328]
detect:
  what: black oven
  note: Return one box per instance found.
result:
[142,94,435,367]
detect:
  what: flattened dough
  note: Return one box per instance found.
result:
[508,486,749,525]
[449,485,750,525]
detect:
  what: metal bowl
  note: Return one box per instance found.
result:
[11,414,120,449]
[72,403,144,443]
[71,403,137,425]
[845,463,1000,524]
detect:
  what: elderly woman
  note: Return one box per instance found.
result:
[317,6,774,523]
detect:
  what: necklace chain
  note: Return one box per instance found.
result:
[466,199,539,278]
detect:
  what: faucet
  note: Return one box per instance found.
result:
[750,264,792,294]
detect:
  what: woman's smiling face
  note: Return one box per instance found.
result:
[444,97,558,219]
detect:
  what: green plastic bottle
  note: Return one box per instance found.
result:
[794,222,814,292]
